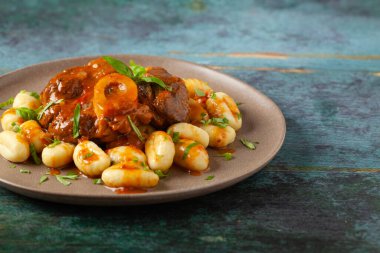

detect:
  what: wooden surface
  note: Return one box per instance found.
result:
[0,0,379,252]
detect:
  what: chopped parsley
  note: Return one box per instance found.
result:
[240,139,259,150]
[30,92,40,100]
[20,169,31,174]
[48,139,61,148]
[154,170,168,179]
[182,142,199,160]
[0,97,14,110]
[83,152,94,159]
[172,131,180,143]
[39,175,49,184]
[93,178,103,185]
[16,107,38,121]
[195,88,206,97]
[205,175,215,180]
[37,99,64,120]
[11,122,21,133]
[73,103,81,138]
[30,143,42,165]
[127,115,144,142]
[222,152,233,160]
[56,174,79,186]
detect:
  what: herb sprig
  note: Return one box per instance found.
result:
[73,104,81,138]
[0,97,14,110]
[240,139,259,150]
[127,115,144,142]
[103,56,172,91]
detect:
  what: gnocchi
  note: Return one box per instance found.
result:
[102,162,159,188]
[174,139,209,172]
[106,146,147,165]
[188,98,209,124]
[0,130,30,162]
[1,108,24,131]
[145,131,175,172]
[73,140,111,177]
[206,92,242,130]
[13,90,41,110]
[42,142,75,168]
[167,123,209,148]
[20,120,50,153]
[200,125,236,148]
[184,78,213,98]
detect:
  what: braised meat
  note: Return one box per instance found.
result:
[39,58,189,146]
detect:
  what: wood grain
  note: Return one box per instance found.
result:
[0,0,379,252]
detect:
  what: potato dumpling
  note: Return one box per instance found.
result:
[42,141,75,168]
[1,108,24,131]
[200,125,236,148]
[167,122,209,148]
[13,90,41,110]
[20,120,50,153]
[174,139,209,172]
[73,140,111,177]
[106,146,147,165]
[206,92,242,130]
[184,79,213,99]
[145,131,175,173]
[102,162,159,188]
[0,130,30,162]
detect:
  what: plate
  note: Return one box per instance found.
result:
[0,55,286,205]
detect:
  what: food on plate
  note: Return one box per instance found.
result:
[0,56,244,192]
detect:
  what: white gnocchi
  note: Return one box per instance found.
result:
[102,162,159,188]
[1,108,24,131]
[167,122,209,148]
[42,142,75,168]
[145,131,175,173]
[20,120,50,153]
[200,125,236,148]
[0,130,30,162]
[13,90,41,110]
[106,146,147,165]
[206,92,242,130]
[73,140,111,177]
[184,79,213,98]
[174,139,209,172]
[188,98,209,124]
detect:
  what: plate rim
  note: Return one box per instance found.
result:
[0,54,286,205]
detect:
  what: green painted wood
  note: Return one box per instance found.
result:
[0,0,379,252]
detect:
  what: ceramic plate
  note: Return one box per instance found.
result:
[0,55,285,205]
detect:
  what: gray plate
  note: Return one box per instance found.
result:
[0,55,286,205]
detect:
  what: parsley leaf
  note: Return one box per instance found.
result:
[172,132,180,143]
[140,76,172,91]
[210,92,217,99]
[16,107,37,121]
[39,175,49,184]
[83,152,94,159]
[103,56,133,78]
[205,175,214,180]
[30,143,42,165]
[129,60,146,78]
[182,142,199,160]
[195,88,206,97]
[30,92,40,100]
[211,117,229,128]
[48,139,61,148]
[20,169,31,174]
[93,178,103,185]
[73,104,81,138]
[154,170,168,179]
[0,97,14,110]
[11,122,21,133]
[240,139,259,150]
[236,102,243,106]
[127,115,144,142]
[56,174,79,186]
[222,152,233,160]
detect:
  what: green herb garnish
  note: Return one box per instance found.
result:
[0,97,14,110]
[103,56,172,91]
[30,92,40,100]
[30,143,42,165]
[236,102,243,106]
[172,131,180,143]
[11,122,21,133]
[20,169,31,174]
[66,171,79,176]
[9,164,17,169]
[93,178,103,185]
[48,139,61,148]
[16,107,37,121]
[56,174,79,186]
[211,117,229,128]
[210,92,217,99]
[222,152,233,160]
[237,113,242,120]
[205,175,214,180]
[182,142,199,160]
[127,115,144,142]
[154,170,168,179]
[39,175,49,184]
[83,152,94,159]
[240,139,259,150]
[73,104,81,138]
[195,88,206,97]
[37,99,64,120]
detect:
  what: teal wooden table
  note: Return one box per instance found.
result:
[1,0,379,252]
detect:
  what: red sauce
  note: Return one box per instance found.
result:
[216,147,236,154]
[113,187,147,194]
[188,170,202,176]
[49,168,61,175]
